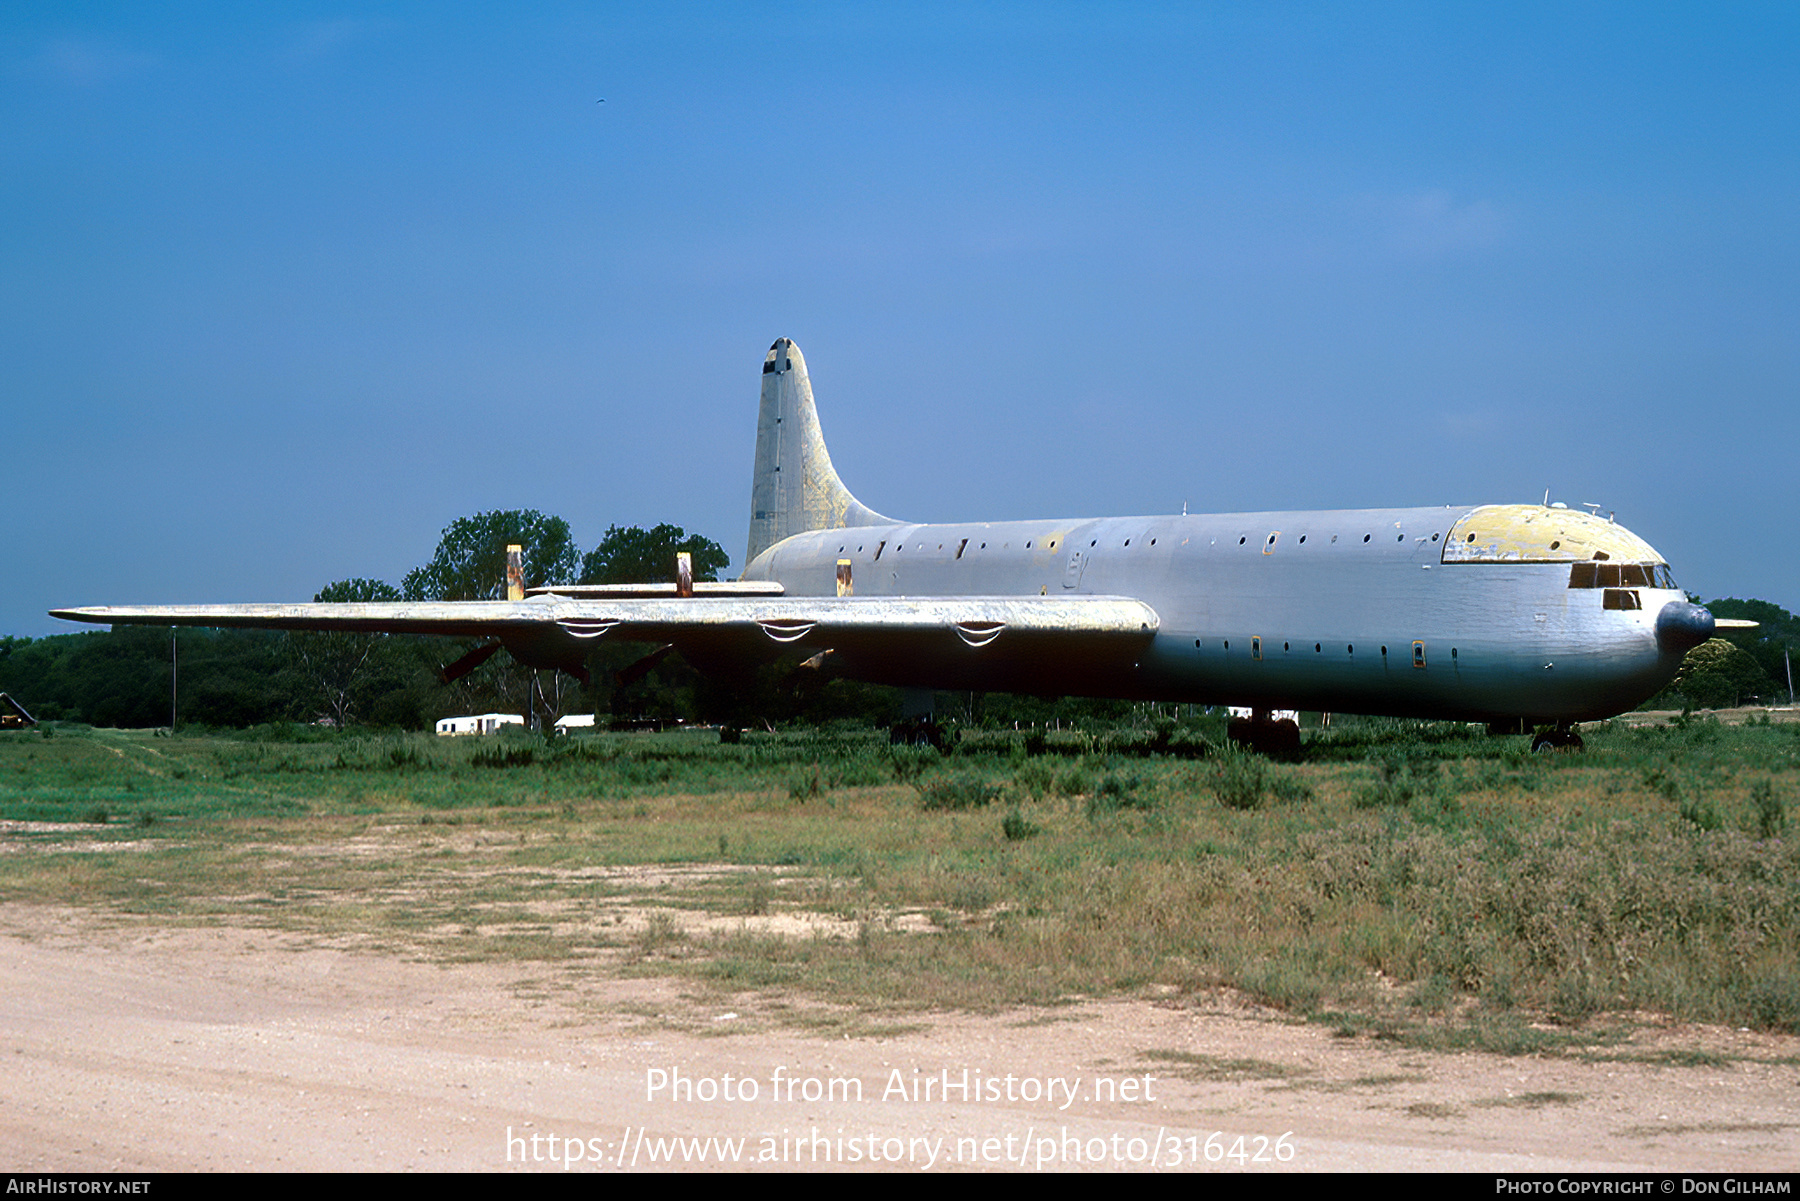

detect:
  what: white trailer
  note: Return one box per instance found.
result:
[434,713,525,736]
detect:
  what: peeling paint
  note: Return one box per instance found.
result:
[745,339,891,565]
[504,545,524,601]
[1441,504,1664,564]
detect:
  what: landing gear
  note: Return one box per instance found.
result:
[1530,725,1585,753]
[890,687,946,750]
[1226,709,1302,755]
[889,716,947,750]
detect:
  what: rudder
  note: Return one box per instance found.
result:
[745,338,891,568]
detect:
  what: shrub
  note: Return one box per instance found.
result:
[1210,748,1266,810]
[888,744,939,783]
[1054,765,1093,797]
[1013,759,1054,801]
[1752,779,1786,840]
[1679,793,1722,832]
[471,744,533,769]
[917,774,1003,811]
[1001,809,1040,841]
[1355,748,1442,809]
[789,762,824,801]
[1085,772,1151,817]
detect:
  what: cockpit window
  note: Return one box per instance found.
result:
[1570,562,1675,590]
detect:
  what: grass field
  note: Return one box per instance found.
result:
[2,715,1796,1049]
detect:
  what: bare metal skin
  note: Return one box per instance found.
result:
[55,337,1717,727]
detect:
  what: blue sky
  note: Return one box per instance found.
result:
[4,3,1796,637]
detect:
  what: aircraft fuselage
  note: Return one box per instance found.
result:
[745,503,1691,723]
[53,337,1714,730]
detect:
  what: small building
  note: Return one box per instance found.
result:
[0,694,36,729]
[553,714,597,736]
[435,713,525,736]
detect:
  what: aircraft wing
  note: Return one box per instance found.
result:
[54,600,579,638]
[51,595,1161,690]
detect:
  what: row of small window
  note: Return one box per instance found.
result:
[1237,531,1439,548]
[841,539,984,561]
[839,534,1156,561]
[1198,638,1453,666]
[1568,562,1675,590]
[839,530,1439,559]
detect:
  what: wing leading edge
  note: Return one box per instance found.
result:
[51,595,1160,693]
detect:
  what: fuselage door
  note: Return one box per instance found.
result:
[1063,549,1087,590]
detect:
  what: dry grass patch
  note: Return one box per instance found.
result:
[1474,1091,1584,1109]
[1137,1049,1309,1083]
[1404,1102,1462,1120]
[4,721,1798,1044]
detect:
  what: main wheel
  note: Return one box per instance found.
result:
[1531,728,1585,752]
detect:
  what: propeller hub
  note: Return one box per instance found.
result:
[1655,601,1715,655]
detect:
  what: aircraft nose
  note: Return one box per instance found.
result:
[1655,600,1715,654]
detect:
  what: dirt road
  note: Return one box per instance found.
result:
[1,904,1793,1173]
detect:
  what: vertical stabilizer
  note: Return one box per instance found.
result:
[745,338,891,567]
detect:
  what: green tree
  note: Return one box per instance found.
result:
[403,510,580,601]
[288,579,405,728]
[1663,637,1772,710]
[0,626,297,728]
[1708,598,1799,703]
[579,524,730,585]
[571,525,728,726]
[399,511,584,730]
[314,578,401,604]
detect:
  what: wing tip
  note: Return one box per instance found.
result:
[49,608,102,623]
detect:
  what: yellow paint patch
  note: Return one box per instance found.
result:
[1034,526,1076,565]
[1442,505,1664,564]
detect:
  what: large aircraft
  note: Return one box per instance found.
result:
[56,337,1727,750]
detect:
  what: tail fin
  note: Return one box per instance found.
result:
[745,338,892,567]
